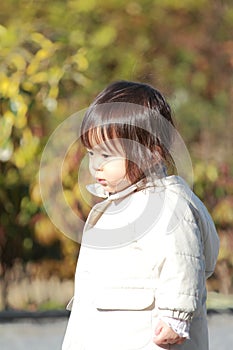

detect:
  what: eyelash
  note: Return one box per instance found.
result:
[87,150,110,158]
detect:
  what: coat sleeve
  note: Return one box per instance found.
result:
[155,209,214,321]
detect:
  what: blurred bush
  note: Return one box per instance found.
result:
[193,162,233,294]
[0,0,233,310]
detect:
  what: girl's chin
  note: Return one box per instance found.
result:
[101,182,130,194]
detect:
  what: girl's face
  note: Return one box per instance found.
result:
[87,139,131,194]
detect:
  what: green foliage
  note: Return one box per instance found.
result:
[194,162,233,293]
[0,0,233,307]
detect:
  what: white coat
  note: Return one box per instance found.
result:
[62,175,219,350]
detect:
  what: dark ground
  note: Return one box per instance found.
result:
[0,313,232,350]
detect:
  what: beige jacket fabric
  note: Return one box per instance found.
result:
[62,176,219,350]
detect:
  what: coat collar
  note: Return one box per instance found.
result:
[86,179,145,201]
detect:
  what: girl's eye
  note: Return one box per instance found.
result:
[87,150,94,156]
[102,154,110,158]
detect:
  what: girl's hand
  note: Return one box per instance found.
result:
[153,319,186,346]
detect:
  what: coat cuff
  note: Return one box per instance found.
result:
[161,316,190,338]
[158,308,194,321]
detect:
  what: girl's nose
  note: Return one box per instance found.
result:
[92,157,103,171]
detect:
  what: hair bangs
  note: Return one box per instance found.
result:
[82,125,117,147]
[81,103,128,152]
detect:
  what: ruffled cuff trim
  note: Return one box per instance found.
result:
[161,316,190,338]
[158,308,194,321]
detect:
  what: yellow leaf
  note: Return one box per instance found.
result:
[36,48,53,61]
[34,216,58,246]
[12,128,39,168]
[72,49,89,72]
[31,32,46,44]
[0,114,13,144]
[11,97,28,128]
[30,183,42,205]
[64,190,76,207]
[48,86,59,99]
[15,114,27,129]
[22,128,33,143]
[30,32,53,49]
[10,53,26,71]
[21,81,35,93]
[194,162,205,181]
[13,149,26,168]
[0,140,13,162]
[206,164,218,182]
[91,25,117,48]
[69,0,97,12]
[212,198,233,226]
[4,111,15,124]
[0,24,7,37]
[0,75,10,97]
[7,78,20,98]
[29,71,48,83]
[48,66,64,84]
[26,60,39,75]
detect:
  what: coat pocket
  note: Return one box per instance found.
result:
[95,287,155,310]
[94,288,155,350]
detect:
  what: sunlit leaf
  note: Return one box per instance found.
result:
[30,183,42,206]
[26,60,39,75]
[0,115,13,145]
[90,25,117,48]
[34,216,58,246]
[12,128,39,168]
[48,66,64,85]
[0,140,13,162]
[35,48,54,61]
[72,49,89,72]
[64,190,76,207]
[212,198,233,226]
[206,164,218,182]
[69,0,97,12]
[0,75,11,97]
[10,53,27,71]
[30,32,53,49]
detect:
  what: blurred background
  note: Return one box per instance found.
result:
[0,0,233,314]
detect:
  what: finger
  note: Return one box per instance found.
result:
[153,335,166,345]
[154,330,172,344]
[155,334,183,345]
[154,322,163,336]
[166,337,181,345]
[153,335,170,346]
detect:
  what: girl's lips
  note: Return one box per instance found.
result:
[97,178,107,185]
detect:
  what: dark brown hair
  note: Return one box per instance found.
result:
[81,80,175,184]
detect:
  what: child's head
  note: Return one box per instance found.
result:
[81,80,175,186]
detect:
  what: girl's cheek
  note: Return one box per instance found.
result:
[89,162,95,176]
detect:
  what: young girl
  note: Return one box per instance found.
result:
[62,81,219,350]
